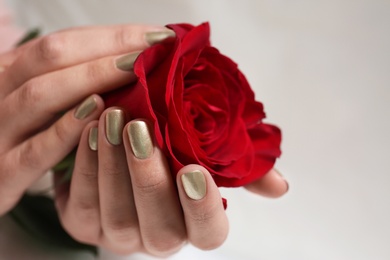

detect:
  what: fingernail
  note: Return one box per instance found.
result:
[145,29,176,46]
[181,170,206,200]
[127,120,153,159]
[105,109,124,145]
[74,96,97,119]
[275,169,289,192]
[115,51,141,71]
[285,181,290,192]
[0,66,5,73]
[88,127,98,151]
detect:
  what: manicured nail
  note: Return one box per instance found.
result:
[115,51,141,71]
[105,109,124,145]
[145,29,176,46]
[88,127,98,151]
[74,96,97,119]
[127,120,153,159]
[0,66,5,73]
[181,170,206,200]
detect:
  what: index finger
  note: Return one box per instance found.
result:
[0,24,175,98]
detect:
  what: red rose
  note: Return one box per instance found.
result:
[105,22,281,187]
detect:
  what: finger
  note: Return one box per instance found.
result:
[57,121,101,245]
[97,108,140,254]
[0,51,140,150]
[244,168,289,198]
[177,165,229,250]
[0,24,175,97]
[124,120,186,257]
[0,95,104,215]
[0,37,40,67]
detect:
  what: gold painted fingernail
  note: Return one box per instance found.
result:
[181,170,206,200]
[105,109,124,145]
[88,127,98,151]
[115,51,141,71]
[145,29,176,46]
[74,96,97,119]
[127,120,153,159]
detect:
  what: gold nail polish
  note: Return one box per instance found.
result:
[74,96,97,119]
[88,127,98,151]
[105,109,124,145]
[145,29,176,46]
[115,51,141,71]
[127,120,153,159]
[181,170,206,200]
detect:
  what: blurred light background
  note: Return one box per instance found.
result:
[2,0,390,259]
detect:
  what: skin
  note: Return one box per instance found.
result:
[0,24,288,257]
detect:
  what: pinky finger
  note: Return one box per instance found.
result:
[56,121,101,244]
[2,94,104,201]
[177,165,229,250]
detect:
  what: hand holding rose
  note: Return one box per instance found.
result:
[0,23,288,257]
[53,23,287,257]
[0,24,175,215]
[54,113,287,257]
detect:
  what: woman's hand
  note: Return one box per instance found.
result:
[54,108,288,257]
[0,24,175,215]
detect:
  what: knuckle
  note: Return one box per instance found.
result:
[100,164,127,176]
[104,221,137,243]
[37,34,64,62]
[144,236,185,257]
[17,140,40,170]
[18,79,43,106]
[72,200,98,219]
[75,166,97,181]
[134,175,167,195]
[53,120,69,144]
[115,26,134,50]
[188,210,215,226]
[85,60,108,85]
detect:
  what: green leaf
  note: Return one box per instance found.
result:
[16,28,41,46]
[8,194,98,256]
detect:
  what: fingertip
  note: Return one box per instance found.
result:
[177,164,210,183]
[124,119,154,160]
[177,164,224,206]
[244,168,289,198]
[73,94,105,121]
[180,169,207,201]
[177,165,229,250]
[81,120,99,152]
[90,94,105,109]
